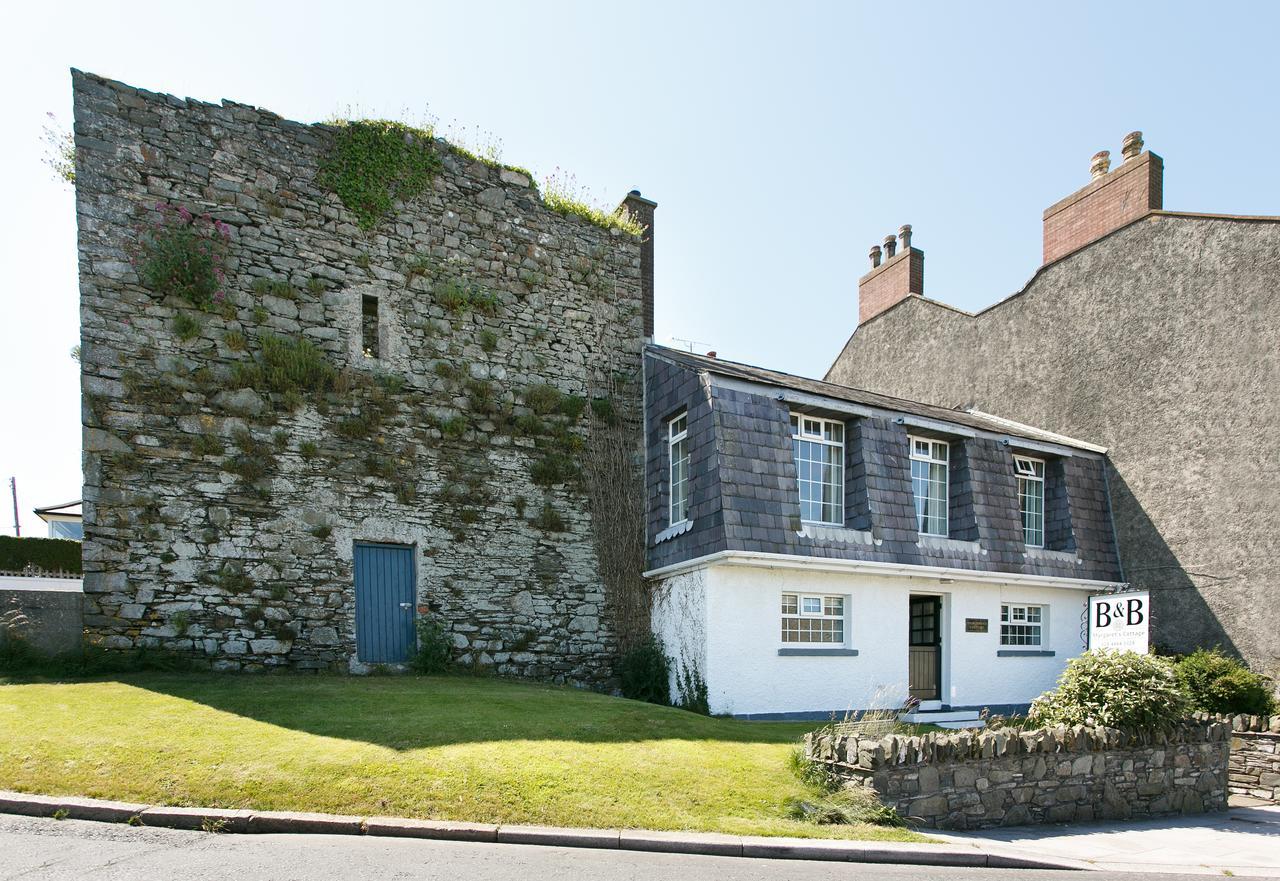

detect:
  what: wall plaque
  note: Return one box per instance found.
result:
[965,618,989,633]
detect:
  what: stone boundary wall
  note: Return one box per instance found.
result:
[0,584,85,656]
[1217,713,1280,802]
[805,720,1230,829]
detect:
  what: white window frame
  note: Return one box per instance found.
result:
[1000,603,1045,647]
[668,412,690,526]
[909,436,950,537]
[790,414,845,526]
[781,592,847,645]
[1015,455,1046,548]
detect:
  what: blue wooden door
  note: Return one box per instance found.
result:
[354,542,416,663]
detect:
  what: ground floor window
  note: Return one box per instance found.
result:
[1000,603,1043,646]
[781,593,845,644]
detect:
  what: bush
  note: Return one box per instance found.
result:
[411,616,453,674]
[618,637,670,706]
[1176,647,1276,716]
[1029,650,1190,731]
[0,536,82,574]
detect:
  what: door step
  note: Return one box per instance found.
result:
[899,709,985,730]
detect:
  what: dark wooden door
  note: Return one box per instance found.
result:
[909,595,941,701]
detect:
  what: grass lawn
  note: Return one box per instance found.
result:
[0,673,930,841]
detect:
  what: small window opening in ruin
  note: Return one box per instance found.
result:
[362,295,380,359]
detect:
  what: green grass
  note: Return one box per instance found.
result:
[0,673,927,841]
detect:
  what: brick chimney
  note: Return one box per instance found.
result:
[858,224,924,324]
[1043,132,1162,264]
[621,190,657,338]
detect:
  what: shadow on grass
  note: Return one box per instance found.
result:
[3,666,817,751]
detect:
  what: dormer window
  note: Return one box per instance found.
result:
[910,436,949,536]
[791,414,844,525]
[668,412,690,526]
[1015,455,1045,548]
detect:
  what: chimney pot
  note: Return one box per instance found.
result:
[883,235,897,258]
[1121,131,1144,161]
[869,245,882,268]
[898,224,912,251]
[1090,150,1112,179]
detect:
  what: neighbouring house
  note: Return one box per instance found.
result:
[825,133,1280,683]
[34,500,83,541]
[74,71,653,682]
[643,347,1123,720]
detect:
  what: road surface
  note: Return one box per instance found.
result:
[0,814,1230,880]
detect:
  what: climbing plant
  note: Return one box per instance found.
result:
[316,121,441,230]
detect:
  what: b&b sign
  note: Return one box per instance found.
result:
[1088,591,1150,654]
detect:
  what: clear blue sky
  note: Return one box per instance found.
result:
[3,1,1278,537]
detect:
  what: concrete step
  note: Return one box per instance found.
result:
[898,709,985,729]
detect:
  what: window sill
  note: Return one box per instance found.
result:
[653,519,693,546]
[777,648,859,657]
[1023,547,1080,564]
[996,649,1056,657]
[917,535,986,555]
[797,523,876,546]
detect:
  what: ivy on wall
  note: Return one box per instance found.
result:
[315,121,442,230]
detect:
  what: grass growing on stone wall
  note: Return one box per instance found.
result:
[541,170,645,236]
[0,675,929,841]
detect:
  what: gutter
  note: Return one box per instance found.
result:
[643,549,1125,593]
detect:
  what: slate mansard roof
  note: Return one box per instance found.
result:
[643,345,1122,585]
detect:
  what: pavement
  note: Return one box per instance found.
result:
[0,814,1228,881]
[2,789,1278,876]
[933,797,1280,877]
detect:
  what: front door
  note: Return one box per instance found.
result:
[909,595,942,701]
[354,542,416,663]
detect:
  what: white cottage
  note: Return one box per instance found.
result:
[643,347,1124,723]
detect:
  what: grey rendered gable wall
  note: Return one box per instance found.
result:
[645,355,725,570]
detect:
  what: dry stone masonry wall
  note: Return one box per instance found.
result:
[806,720,1230,829]
[73,71,646,683]
[1222,713,1280,801]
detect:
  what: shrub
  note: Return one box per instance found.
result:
[618,637,670,705]
[0,536,82,574]
[1175,647,1277,716]
[411,616,453,674]
[531,502,566,532]
[172,313,202,341]
[1029,650,1190,731]
[258,334,336,395]
[190,433,225,457]
[530,453,579,486]
[132,202,232,309]
[523,383,563,416]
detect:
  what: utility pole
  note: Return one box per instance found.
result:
[9,477,18,538]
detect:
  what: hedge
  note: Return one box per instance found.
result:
[0,535,83,574]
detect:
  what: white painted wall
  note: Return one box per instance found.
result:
[653,561,1091,717]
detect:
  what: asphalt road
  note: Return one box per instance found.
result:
[0,814,1220,881]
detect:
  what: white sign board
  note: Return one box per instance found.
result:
[1088,591,1150,653]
